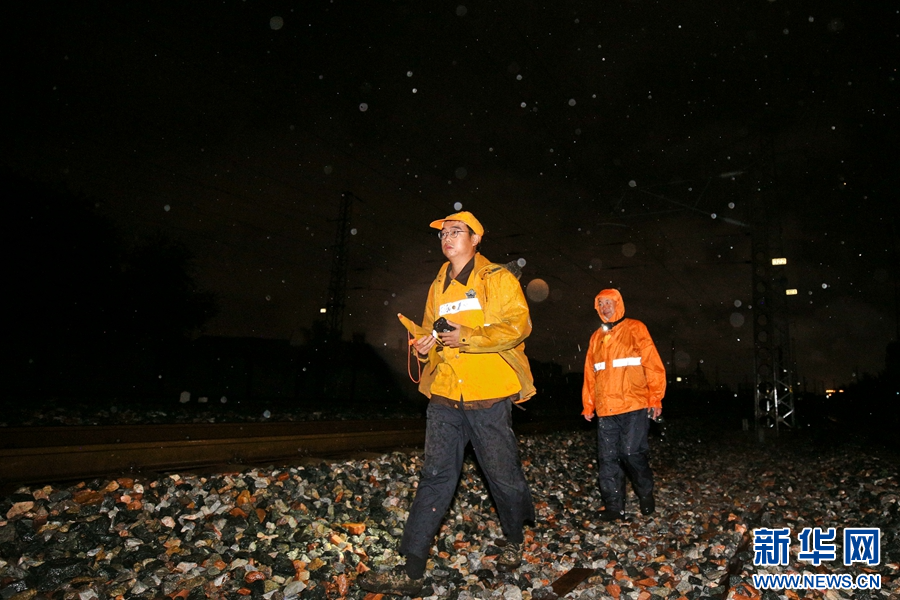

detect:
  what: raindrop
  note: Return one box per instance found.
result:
[526,279,550,302]
[517,258,527,267]
[728,202,735,209]
[263,410,271,419]
[821,283,829,289]
[412,88,418,93]
[269,16,283,30]
[622,242,637,257]
[808,16,814,22]
[516,74,522,81]
[163,204,171,212]
[220,396,227,404]
[729,313,745,328]
[359,103,368,112]
[628,180,637,188]
[407,71,413,77]
[324,165,333,174]
[783,28,789,35]
[568,98,576,106]
[711,213,717,219]
[266,295,271,301]
[520,102,527,108]
[455,167,468,179]
[350,228,358,235]
[456,5,467,17]
[734,300,742,307]
[454,202,463,210]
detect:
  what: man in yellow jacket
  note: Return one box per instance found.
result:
[582,288,666,522]
[360,211,535,596]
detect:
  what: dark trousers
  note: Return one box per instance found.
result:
[400,399,534,560]
[596,408,654,513]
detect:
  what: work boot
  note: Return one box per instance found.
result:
[599,508,624,522]
[639,494,656,516]
[357,569,424,597]
[496,542,523,572]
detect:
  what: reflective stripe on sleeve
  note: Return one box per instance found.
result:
[438,297,482,316]
[593,362,605,371]
[612,357,642,367]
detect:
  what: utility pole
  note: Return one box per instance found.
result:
[324,192,358,342]
[750,134,796,437]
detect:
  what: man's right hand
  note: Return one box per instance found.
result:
[413,334,437,357]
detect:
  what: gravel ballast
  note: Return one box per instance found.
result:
[1,419,897,600]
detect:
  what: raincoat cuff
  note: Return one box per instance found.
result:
[457,325,474,349]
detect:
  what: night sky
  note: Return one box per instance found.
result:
[4,1,898,390]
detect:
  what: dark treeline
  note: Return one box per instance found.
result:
[3,173,215,399]
[4,172,897,439]
[805,340,900,442]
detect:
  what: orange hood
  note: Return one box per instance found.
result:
[595,288,625,323]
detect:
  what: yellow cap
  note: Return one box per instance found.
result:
[429,211,484,236]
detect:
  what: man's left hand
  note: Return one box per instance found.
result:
[437,320,462,348]
[648,406,662,420]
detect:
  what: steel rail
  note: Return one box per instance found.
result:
[0,418,582,487]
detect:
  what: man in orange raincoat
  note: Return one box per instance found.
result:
[582,288,666,521]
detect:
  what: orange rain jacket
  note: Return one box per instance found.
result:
[582,289,666,418]
[417,253,536,403]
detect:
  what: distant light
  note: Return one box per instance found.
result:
[785,289,798,295]
[320,308,327,313]
[826,389,835,394]
[772,257,787,265]
[676,377,682,382]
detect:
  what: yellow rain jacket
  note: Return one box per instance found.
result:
[582,289,666,417]
[416,253,535,404]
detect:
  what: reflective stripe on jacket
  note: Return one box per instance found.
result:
[419,253,536,402]
[582,289,666,417]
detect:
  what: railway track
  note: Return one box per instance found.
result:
[0,417,582,488]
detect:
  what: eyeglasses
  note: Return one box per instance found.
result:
[437,229,468,240]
